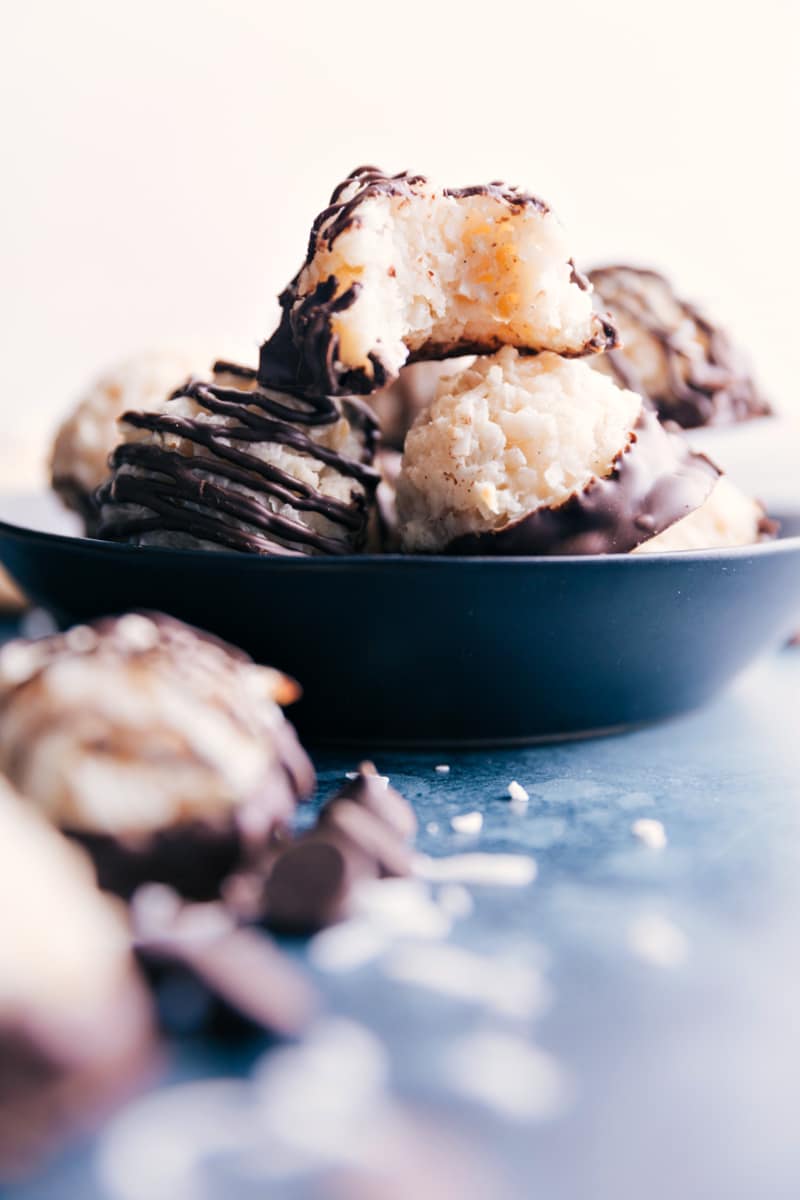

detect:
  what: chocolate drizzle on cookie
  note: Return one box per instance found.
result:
[260,166,618,396]
[445,408,722,556]
[589,266,771,428]
[96,363,380,555]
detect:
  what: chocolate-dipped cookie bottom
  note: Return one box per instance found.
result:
[69,763,308,902]
[443,409,721,556]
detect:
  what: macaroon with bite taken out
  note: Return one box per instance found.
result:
[261,167,618,395]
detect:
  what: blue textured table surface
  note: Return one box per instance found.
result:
[9,643,800,1200]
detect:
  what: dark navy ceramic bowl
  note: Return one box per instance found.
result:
[1,494,799,746]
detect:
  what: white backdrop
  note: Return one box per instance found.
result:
[1,0,798,484]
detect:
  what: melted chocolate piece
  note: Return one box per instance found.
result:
[325,762,417,839]
[260,167,618,396]
[589,266,771,428]
[96,364,379,555]
[445,409,721,556]
[262,763,417,934]
[263,840,359,933]
[69,774,300,903]
[131,885,316,1038]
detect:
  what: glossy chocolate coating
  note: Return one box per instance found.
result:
[97,363,379,555]
[589,265,771,428]
[445,409,721,556]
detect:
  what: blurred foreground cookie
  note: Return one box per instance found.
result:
[0,612,315,898]
[262,763,417,933]
[97,361,379,554]
[0,781,155,1177]
[589,266,771,428]
[0,569,26,613]
[50,349,207,531]
[262,166,617,395]
[397,348,769,555]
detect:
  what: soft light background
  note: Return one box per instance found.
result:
[1,0,798,485]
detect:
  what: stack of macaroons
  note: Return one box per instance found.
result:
[47,167,773,558]
[254,165,772,557]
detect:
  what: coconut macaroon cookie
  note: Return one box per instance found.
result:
[0,781,155,1175]
[588,265,771,429]
[396,347,767,556]
[0,612,315,899]
[96,361,379,554]
[50,349,208,531]
[262,166,618,395]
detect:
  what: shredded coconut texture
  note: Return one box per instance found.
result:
[294,171,614,388]
[51,349,207,498]
[397,348,641,552]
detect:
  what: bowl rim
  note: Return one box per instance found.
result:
[1,509,800,569]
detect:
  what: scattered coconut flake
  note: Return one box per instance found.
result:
[436,883,474,919]
[308,920,390,973]
[450,811,483,835]
[507,781,529,804]
[352,878,452,939]
[345,769,389,787]
[382,943,548,1019]
[414,853,537,887]
[443,1031,571,1122]
[631,818,667,850]
[434,764,450,774]
[628,913,688,968]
